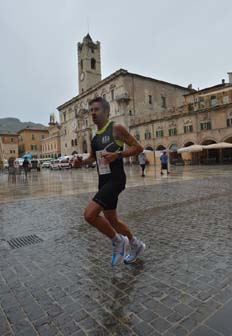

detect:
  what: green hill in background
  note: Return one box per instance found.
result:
[0,118,47,133]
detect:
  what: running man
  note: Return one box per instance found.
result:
[76,97,145,266]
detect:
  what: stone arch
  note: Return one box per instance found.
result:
[221,136,232,163]
[184,141,195,147]
[169,143,181,164]
[156,144,166,151]
[72,150,78,155]
[169,143,178,151]
[145,145,153,151]
[221,135,232,143]
[201,138,216,145]
[201,139,218,164]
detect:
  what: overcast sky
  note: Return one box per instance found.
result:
[0,0,231,125]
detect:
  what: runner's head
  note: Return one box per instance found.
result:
[89,97,110,126]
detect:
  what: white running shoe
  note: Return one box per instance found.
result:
[111,235,129,267]
[124,238,145,264]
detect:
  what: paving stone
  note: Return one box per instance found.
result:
[151,317,172,333]
[132,321,155,335]
[190,325,221,336]
[174,303,194,316]
[206,299,232,336]
[137,309,159,322]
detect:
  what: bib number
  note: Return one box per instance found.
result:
[96,150,111,175]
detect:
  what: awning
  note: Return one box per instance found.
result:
[203,142,232,149]
[178,145,204,153]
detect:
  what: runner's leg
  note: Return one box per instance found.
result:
[103,209,133,240]
[84,201,116,239]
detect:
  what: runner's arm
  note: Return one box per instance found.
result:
[102,124,143,163]
[77,149,95,166]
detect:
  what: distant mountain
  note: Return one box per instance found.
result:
[0,118,47,134]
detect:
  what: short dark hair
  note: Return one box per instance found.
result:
[89,97,110,116]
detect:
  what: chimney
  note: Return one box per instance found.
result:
[228,72,232,84]
[222,79,225,84]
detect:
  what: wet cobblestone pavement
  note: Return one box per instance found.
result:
[1,166,232,335]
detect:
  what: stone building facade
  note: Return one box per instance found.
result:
[0,133,19,161]
[41,114,61,159]
[57,34,191,156]
[18,127,49,158]
[132,75,232,164]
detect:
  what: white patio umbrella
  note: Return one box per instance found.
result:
[203,142,232,149]
[177,144,204,153]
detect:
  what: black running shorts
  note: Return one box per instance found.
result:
[93,179,126,210]
[161,163,168,170]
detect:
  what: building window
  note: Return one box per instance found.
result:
[210,95,217,106]
[41,134,45,139]
[65,143,67,148]
[51,144,53,150]
[80,59,83,70]
[169,128,177,136]
[71,139,74,147]
[32,134,35,140]
[188,103,194,111]
[63,112,66,122]
[75,139,77,146]
[31,145,37,150]
[148,95,152,105]
[145,131,152,139]
[161,96,166,108]
[200,121,211,130]
[135,133,140,141]
[223,96,229,104]
[85,119,88,127]
[198,96,205,108]
[156,130,164,138]
[111,89,114,101]
[227,118,232,127]
[91,58,96,70]
[10,138,14,142]
[184,125,193,133]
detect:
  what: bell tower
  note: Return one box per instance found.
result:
[78,34,101,93]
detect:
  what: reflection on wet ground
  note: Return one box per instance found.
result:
[0,164,231,203]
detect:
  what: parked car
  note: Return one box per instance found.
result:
[50,158,72,170]
[41,161,51,169]
[31,159,41,171]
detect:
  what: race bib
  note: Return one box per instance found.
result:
[96,150,111,175]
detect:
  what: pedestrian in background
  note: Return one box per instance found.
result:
[160,151,169,175]
[138,151,147,177]
[22,158,30,178]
